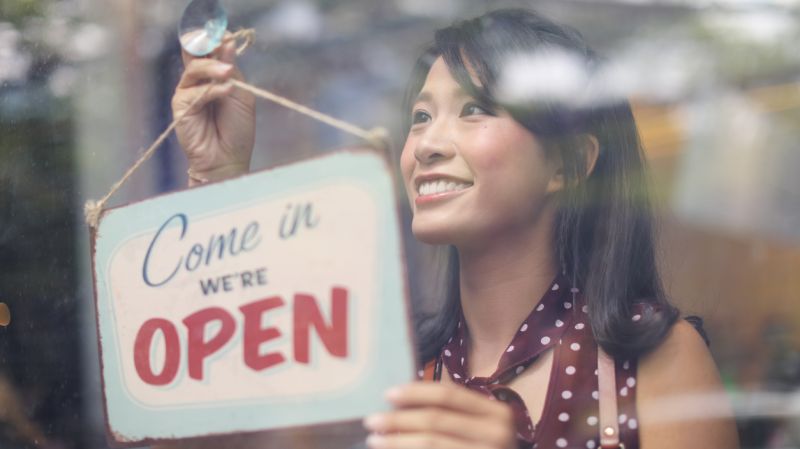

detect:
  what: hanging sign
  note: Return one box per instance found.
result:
[91,149,415,445]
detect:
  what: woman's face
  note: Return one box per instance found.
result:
[400,57,562,248]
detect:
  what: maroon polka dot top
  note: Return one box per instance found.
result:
[419,277,641,449]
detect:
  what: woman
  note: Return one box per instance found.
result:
[172,8,738,449]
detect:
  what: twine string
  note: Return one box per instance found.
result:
[84,29,389,229]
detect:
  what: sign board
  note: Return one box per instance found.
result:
[91,149,415,445]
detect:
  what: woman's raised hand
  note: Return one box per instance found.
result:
[172,37,255,186]
[364,383,517,449]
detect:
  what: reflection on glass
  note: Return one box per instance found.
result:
[178,0,228,57]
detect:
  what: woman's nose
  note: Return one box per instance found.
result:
[414,121,456,164]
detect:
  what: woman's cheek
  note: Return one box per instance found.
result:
[399,147,417,207]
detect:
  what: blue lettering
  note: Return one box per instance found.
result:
[143,213,187,287]
[185,243,204,271]
[199,277,221,295]
[241,222,261,251]
[142,214,264,289]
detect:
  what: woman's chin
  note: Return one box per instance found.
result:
[411,223,461,246]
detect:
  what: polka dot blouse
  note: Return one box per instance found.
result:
[419,277,641,449]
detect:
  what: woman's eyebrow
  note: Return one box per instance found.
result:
[414,88,472,105]
[414,91,433,104]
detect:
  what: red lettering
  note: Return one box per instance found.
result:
[134,318,180,386]
[182,307,235,381]
[239,296,286,371]
[293,287,348,364]
[133,287,352,385]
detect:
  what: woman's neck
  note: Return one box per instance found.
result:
[456,210,558,374]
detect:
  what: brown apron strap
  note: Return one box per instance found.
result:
[598,348,621,449]
[423,359,437,381]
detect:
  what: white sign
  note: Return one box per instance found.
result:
[92,150,415,445]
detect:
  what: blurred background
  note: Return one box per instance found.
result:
[1,0,799,447]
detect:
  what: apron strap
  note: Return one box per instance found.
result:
[598,348,622,449]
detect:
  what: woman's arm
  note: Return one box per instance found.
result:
[637,320,740,449]
[171,36,255,186]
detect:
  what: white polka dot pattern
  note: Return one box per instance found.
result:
[431,277,642,449]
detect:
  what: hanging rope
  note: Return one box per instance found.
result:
[84,28,390,229]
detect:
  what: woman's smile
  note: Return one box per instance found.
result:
[414,175,474,206]
[400,57,557,246]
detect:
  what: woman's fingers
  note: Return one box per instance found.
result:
[363,384,516,449]
[218,38,238,65]
[386,383,511,419]
[366,432,495,449]
[172,82,234,115]
[177,59,234,89]
[364,409,511,447]
[176,40,253,113]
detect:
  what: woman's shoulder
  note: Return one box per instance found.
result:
[638,319,715,387]
[635,319,739,448]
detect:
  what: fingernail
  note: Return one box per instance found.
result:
[385,386,402,401]
[216,63,233,73]
[363,414,384,430]
[365,433,385,448]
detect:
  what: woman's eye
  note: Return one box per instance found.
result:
[460,103,493,117]
[411,110,431,125]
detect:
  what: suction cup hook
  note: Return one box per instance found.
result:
[178,0,228,57]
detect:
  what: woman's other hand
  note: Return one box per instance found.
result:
[364,383,517,449]
[171,37,255,186]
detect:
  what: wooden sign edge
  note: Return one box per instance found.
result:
[88,147,419,446]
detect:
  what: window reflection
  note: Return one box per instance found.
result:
[1,0,799,448]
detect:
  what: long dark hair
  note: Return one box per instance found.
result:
[407,8,679,363]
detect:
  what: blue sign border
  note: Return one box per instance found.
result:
[91,149,415,444]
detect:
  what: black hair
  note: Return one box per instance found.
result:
[407,8,679,363]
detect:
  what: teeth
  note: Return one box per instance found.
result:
[418,179,471,195]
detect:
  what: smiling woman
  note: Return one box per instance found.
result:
[401,57,559,250]
[167,7,739,449]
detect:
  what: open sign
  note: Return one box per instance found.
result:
[91,150,414,445]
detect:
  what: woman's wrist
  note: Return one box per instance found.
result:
[187,163,250,187]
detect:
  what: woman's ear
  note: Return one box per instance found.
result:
[546,153,566,194]
[583,134,600,178]
[546,135,600,194]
